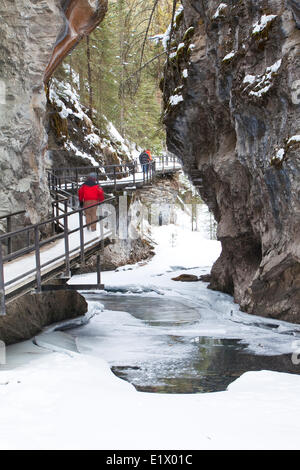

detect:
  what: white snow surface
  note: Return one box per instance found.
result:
[288,134,300,144]
[223,50,236,62]
[169,94,184,106]
[1,213,300,449]
[275,148,285,162]
[252,14,277,35]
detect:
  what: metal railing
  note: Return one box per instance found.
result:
[48,156,181,194]
[0,196,116,315]
[0,210,27,255]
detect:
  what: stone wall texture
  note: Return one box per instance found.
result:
[0,0,64,223]
[163,0,300,322]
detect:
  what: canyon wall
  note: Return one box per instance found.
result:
[0,0,63,223]
[163,0,300,322]
[0,0,107,225]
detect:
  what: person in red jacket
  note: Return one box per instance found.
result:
[78,172,104,231]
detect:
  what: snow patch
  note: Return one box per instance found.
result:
[288,135,300,144]
[169,94,184,106]
[161,5,184,51]
[252,14,277,35]
[242,60,282,98]
[223,50,236,62]
[212,3,228,19]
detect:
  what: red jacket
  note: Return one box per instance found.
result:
[146,150,152,161]
[78,182,104,202]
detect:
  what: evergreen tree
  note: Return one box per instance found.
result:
[53,0,177,154]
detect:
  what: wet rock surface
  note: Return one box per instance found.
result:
[172,274,200,282]
[163,0,300,322]
[0,290,87,345]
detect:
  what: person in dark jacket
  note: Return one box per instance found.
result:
[139,150,151,174]
[78,172,104,231]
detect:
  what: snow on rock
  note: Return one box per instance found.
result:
[177,42,185,53]
[252,14,277,35]
[288,135,300,144]
[243,74,256,85]
[212,3,228,20]
[161,5,184,51]
[242,60,282,98]
[169,94,184,107]
[271,147,286,165]
[64,141,98,166]
[49,76,139,167]
[222,50,236,62]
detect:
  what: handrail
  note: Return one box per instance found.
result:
[0,210,26,221]
[0,196,116,315]
[0,155,182,315]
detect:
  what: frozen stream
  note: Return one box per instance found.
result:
[69,288,300,394]
[64,221,300,395]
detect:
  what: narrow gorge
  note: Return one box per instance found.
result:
[0,0,299,325]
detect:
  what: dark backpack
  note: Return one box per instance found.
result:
[139,152,149,164]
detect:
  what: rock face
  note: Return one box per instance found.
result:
[0,0,64,223]
[0,290,87,345]
[0,1,108,226]
[163,1,300,322]
[44,0,108,83]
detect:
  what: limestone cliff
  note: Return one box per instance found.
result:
[163,1,300,322]
[0,0,63,223]
[0,0,107,225]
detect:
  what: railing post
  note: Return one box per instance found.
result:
[71,182,75,208]
[114,166,117,193]
[7,215,12,255]
[34,226,42,293]
[64,198,68,214]
[115,200,119,238]
[99,205,105,250]
[0,241,6,315]
[51,202,55,235]
[96,251,101,286]
[79,210,85,265]
[133,163,136,186]
[27,228,31,247]
[75,168,79,191]
[64,213,71,278]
